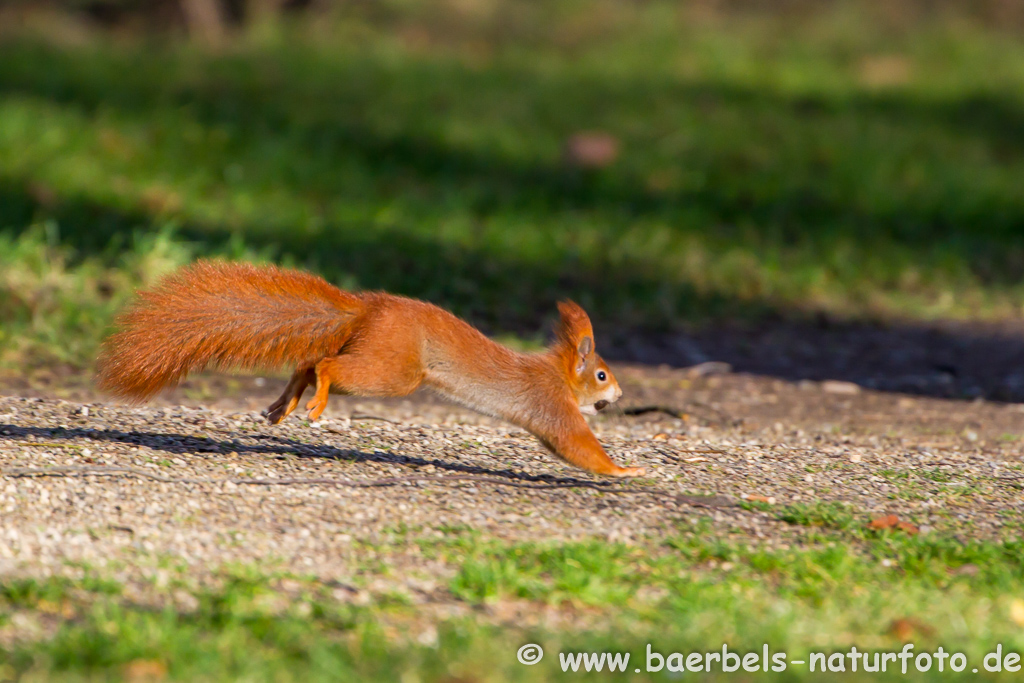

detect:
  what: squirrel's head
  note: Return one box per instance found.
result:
[553,300,622,415]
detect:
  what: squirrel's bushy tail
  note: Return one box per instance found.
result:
[97,260,363,400]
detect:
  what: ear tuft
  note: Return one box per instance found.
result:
[555,301,595,348]
[555,300,596,377]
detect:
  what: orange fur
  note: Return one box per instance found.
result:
[97,261,644,477]
[97,261,362,400]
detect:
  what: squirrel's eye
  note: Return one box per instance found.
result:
[597,370,607,382]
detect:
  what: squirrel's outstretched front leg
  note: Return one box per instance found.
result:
[537,411,645,478]
[266,367,314,424]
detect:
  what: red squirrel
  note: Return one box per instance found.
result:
[97,260,645,477]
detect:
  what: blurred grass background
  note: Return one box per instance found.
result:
[1,0,1024,375]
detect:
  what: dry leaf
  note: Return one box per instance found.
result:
[745,495,776,505]
[821,380,861,395]
[869,514,900,530]
[950,564,979,577]
[685,361,732,378]
[888,617,933,642]
[896,521,920,535]
[35,599,75,618]
[28,181,57,207]
[563,132,620,169]
[683,456,708,463]
[859,55,912,88]
[141,185,181,214]
[124,660,167,682]
[1009,598,1024,627]
[868,515,917,534]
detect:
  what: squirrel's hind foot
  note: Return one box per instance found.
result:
[266,367,315,425]
[305,393,329,421]
[264,401,293,425]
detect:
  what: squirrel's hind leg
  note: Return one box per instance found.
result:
[305,353,425,421]
[266,367,315,424]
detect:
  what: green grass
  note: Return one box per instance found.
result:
[775,501,861,531]
[3,525,1024,681]
[0,225,191,372]
[2,2,1024,371]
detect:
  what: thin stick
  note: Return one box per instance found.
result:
[622,404,728,423]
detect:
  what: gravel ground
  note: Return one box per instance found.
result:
[0,366,1022,593]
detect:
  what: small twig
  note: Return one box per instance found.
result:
[654,448,724,465]
[622,405,687,418]
[3,466,206,484]
[0,466,738,509]
[348,413,401,424]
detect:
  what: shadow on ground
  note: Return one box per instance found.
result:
[0,423,625,488]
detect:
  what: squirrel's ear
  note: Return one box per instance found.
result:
[577,335,593,358]
[575,336,593,375]
[556,300,595,375]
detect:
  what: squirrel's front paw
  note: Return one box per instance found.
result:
[609,466,646,478]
